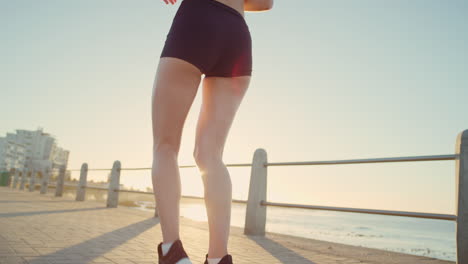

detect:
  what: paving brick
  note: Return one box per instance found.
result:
[0,187,455,264]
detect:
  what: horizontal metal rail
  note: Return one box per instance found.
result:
[68,163,253,171]
[47,183,108,191]
[66,154,457,171]
[52,154,459,222]
[116,163,253,171]
[43,183,247,204]
[261,201,457,221]
[68,168,112,172]
[33,184,456,219]
[85,186,108,191]
[265,154,458,167]
[32,183,459,219]
[114,190,248,204]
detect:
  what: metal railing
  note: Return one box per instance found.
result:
[9,129,468,264]
[254,154,459,221]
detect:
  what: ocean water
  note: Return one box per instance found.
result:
[134,200,456,262]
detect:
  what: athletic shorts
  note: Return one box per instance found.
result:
[160,0,252,77]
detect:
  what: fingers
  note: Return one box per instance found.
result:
[163,0,177,4]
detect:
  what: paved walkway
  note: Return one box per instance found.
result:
[0,187,455,264]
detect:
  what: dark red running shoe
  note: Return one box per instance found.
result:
[203,253,233,264]
[157,239,190,264]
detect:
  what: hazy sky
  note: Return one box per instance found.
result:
[1,0,467,214]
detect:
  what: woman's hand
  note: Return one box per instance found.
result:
[163,0,177,4]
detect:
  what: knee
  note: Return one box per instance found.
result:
[153,141,180,157]
[193,144,222,170]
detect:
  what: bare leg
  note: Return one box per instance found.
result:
[193,76,251,258]
[152,57,202,243]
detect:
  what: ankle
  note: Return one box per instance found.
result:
[205,253,232,264]
[161,240,175,256]
[207,257,222,264]
[207,251,228,259]
[158,239,192,264]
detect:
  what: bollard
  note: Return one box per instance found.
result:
[76,163,88,201]
[456,129,468,264]
[107,161,121,208]
[40,167,50,194]
[7,171,12,187]
[55,165,66,197]
[12,170,20,189]
[244,148,268,236]
[28,169,36,192]
[19,169,27,190]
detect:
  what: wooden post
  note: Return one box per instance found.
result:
[107,161,121,208]
[456,129,468,264]
[28,169,36,192]
[76,163,88,201]
[12,170,20,189]
[19,169,27,190]
[40,167,50,194]
[244,148,268,236]
[55,164,66,197]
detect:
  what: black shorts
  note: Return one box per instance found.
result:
[160,0,252,77]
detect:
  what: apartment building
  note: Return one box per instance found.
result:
[0,127,69,174]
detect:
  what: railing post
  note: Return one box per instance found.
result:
[76,163,88,201]
[12,170,20,189]
[244,148,268,236]
[456,129,468,264]
[107,161,121,208]
[28,169,36,192]
[55,164,66,197]
[40,167,50,194]
[19,169,27,190]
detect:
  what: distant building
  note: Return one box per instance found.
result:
[0,133,26,172]
[6,133,27,170]
[0,127,69,174]
[0,138,9,170]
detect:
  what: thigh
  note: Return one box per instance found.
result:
[194,76,251,158]
[152,57,203,153]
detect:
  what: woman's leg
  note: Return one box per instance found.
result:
[152,57,202,243]
[193,76,251,258]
